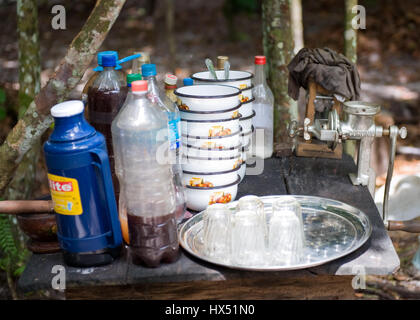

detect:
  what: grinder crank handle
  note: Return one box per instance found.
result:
[381,125,419,232]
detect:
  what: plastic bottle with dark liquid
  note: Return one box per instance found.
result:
[88,53,128,203]
[127,213,179,267]
[112,80,179,268]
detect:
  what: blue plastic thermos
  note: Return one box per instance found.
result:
[44,100,122,267]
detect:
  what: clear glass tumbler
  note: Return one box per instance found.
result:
[237,195,267,237]
[202,203,231,261]
[230,206,266,267]
[268,196,306,265]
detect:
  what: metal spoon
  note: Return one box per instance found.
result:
[205,58,218,80]
[224,61,230,80]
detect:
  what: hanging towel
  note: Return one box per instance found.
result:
[287,47,361,101]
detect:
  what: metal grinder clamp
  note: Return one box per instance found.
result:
[289,101,409,228]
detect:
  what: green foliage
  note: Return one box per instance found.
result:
[0,88,6,121]
[0,214,29,277]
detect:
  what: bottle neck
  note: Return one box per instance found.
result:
[144,75,159,96]
[254,64,267,85]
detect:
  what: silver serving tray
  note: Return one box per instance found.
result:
[179,195,372,271]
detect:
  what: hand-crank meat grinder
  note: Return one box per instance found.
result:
[289,101,408,228]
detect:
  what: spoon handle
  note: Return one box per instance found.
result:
[224,61,230,80]
[205,58,218,80]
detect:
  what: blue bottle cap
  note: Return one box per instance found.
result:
[97,51,118,66]
[141,64,157,77]
[183,78,194,86]
[102,53,117,67]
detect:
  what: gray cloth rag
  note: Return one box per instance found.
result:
[287,47,361,101]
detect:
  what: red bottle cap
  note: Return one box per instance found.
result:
[255,56,266,65]
[131,80,148,92]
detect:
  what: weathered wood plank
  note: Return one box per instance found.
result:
[66,275,355,300]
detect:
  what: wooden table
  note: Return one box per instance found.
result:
[17,155,400,299]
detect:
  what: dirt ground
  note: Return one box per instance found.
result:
[0,0,419,299]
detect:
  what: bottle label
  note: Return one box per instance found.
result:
[168,116,181,150]
[48,173,83,215]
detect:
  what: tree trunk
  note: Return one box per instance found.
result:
[344,0,358,158]
[165,0,176,73]
[262,0,296,153]
[290,0,304,54]
[344,0,358,64]
[0,0,126,195]
[5,0,41,201]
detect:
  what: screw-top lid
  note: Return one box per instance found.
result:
[126,73,142,87]
[183,78,194,86]
[51,100,84,118]
[254,56,266,65]
[165,73,178,85]
[141,63,157,77]
[97,51,118,65]
[102,53,117,67]
[217,56,229,70]
[131,80,148,92]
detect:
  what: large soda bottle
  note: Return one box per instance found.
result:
[252,55,274,159]
[112,80,179,267]
[117,73,142,245]
[142,64,186,224]
[87,53,128,203]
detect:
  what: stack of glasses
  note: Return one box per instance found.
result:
[202,195,306,267]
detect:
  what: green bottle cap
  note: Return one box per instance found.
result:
[127,73,142,87]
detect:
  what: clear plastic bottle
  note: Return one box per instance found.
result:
[118,73,142,245]
[252,56,274,159]
[112,80,179,267]
[87,53,128,203]
[142,64,186,224]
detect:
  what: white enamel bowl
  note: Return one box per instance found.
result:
[181,154,242,173]
[181,129,241,149]
[238,97,254,118]
[179,102,241,121]
[238,141,250,182]
[181,116,241,137]
[240,85,254,102]
[182,144,241,158]
[239,110,256,133]
[241,125,254,146]
[182,166,241,188]
[191,70,253,90]
[185,176,240,212]
[174,84,241,112]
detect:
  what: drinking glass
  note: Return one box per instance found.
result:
[268,196,305,265]
[237,195,266,236]
[202,203,231,261]
[230,207,266,266]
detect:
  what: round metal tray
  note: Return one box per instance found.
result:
[179,195,372,271]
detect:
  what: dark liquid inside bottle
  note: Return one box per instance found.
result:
[127,213,179,267]
[87,87,127,202]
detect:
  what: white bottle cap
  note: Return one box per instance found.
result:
[165,73,178,85]
[51,100,84,118]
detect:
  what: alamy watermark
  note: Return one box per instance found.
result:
[51,264,66,291]
[51,5,66,30]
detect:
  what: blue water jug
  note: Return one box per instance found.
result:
[44,100,122,267]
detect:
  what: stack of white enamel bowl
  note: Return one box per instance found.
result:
[191,70,255,182]
[174,84,243,212]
